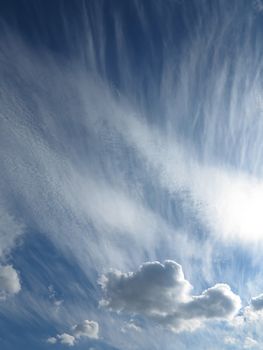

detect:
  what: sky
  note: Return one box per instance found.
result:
[1,0,263,349]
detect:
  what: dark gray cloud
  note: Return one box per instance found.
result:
[100,260,241,332]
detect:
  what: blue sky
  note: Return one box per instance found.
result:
[1,0,263,349]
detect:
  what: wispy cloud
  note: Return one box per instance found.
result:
[1,0,263,349]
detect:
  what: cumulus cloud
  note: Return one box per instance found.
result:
[46,337,57,344]
[99,260,192,316]
[47,320,99,346]
[0,265,21,299]
[100,260,241,332]
[181,284,241,319]
[47,333,75,346]
[57,333,75,346]
[72,320,99,339]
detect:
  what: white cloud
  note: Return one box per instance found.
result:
[72,320,99,339]
[47,320,99,347]
[0,265,21,299]
[46,337,57,344]
[224,336,237,345]
[57,333,75,346]
[112,112,263,244]
[121,321,141,333]
[100,260,241,332]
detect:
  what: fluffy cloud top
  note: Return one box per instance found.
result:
[0,265,21,299]
[100,260,241,332]
[99,260,192,316]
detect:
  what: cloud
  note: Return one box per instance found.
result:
[121,321,141,333]
[0,205,24,259]
[234,293,263,328]
[236,293,263,323]
[100,260,241,332]
[57,333,75,346]
[224,336,237,345]
[1,2,263,348]
[181,284,241,319]
[0,265,21,299]
[47,333,75,346]
[99,260,192,316]
[47,320,99,346]
[112,111,263,244]
[46,337,57,344]
[224,336,258,349]
[72,320,99,339]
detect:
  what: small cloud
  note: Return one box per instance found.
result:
[224,336,237,345]
[0,265,21,299]
[57,333,75,346]
[46,337,57,344]
[47,320,99,346]
[47,333,75,346]
[100,260,241,332]
[72,320,99,339]
[121,321,142,333]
